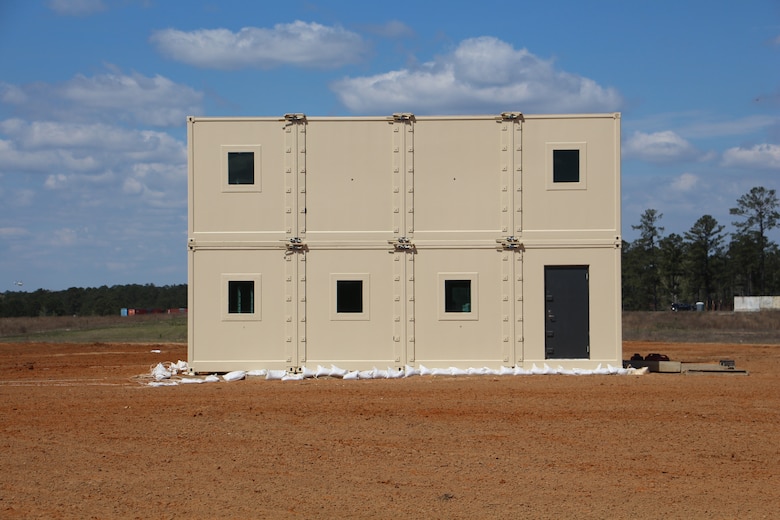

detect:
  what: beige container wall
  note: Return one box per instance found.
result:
[189,119,288,239]
[304,250,398,368]
[189,249,289,371]
[188,114,621,373]
[522,247,622,368]
[521,115,621,241]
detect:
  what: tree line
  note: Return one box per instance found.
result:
[623,186,780,311]
[0,284,187,318]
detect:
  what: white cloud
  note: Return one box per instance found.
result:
[671,173,699,192]
[0,120,185,174]
[151,21,367,70]
[47,0,105,16]
[721,143,780,170]
[623,130,700,163]
[0,71,202,127]
[332,36,622,114]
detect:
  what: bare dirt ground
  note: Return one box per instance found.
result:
[1,341,778,519]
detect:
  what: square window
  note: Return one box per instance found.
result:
[228,280,254,313]
[228,152,254,185]
[546,142,586,191]
[553,149,580,183]
[444,280,471,312]
[438,273,479,320]
[336,280,363,313]
[330,274,370,321]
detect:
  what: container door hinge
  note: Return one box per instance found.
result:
[283,237,308,254]
[391,113,416,122]
[499,112,524,122]
[388,237,416,252]
[283,113,307,124]
[496,236,523,250]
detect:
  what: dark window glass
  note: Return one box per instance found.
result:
[553,149,580,183]
[445,280,471,312]
[337,280,363,313]
[228,281,254,313]
[228,152,254,185]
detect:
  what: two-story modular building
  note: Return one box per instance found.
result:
[187,112,621,373]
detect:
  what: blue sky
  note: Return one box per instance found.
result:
[1,0,778,291]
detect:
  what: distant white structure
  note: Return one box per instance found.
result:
[734,296,780,312]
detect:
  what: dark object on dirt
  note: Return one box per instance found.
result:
[671,302,693,311]
[645,353,670,361]
[630,353,644,361]
[720,359,736,369]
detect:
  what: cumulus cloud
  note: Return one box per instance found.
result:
[0,71,202,127]
[332,36,622,114]
[0,119,186,175]
[721,143,780,169]
[151,21,367,70]
[47,0,105,16]
[623,130,700,163]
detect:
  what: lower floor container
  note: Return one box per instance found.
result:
[187,240,621,373]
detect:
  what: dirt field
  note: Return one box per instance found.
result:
[1,341,778,519]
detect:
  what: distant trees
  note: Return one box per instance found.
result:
[623,186,780,310]
[0,284,187,318]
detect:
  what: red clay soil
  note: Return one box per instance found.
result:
[1,341,778,519]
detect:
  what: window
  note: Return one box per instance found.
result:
[444,280,471,312]
[546,142,587,190]
[228,280,254,313]
[337,280,363,313]
[222,274,262,321]
[221,145,262,192]
[553,149,580,183]
[228,152,254,185]
[330,274,370,321]
[438,273,479,320]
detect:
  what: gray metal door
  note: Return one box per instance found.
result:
[545,266,589,359]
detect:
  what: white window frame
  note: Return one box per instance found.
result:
[330,273,370,321]
[221,273,262,321]
[221,145,262,193]
[438,272,479,321]
[546,142,587,191]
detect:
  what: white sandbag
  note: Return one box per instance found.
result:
[593,364,609,375]
[419,364,433,376]
[172,360,189,373]
[404,365,420,377]
[222,370,246,382]
[180,377,206,384]
[514,365,530,375]
[151,362,172,381]
[282,372,304,381]
[557,366,576,376]
[449,367,469,376]
[265,370,287,380]
[204,375,220,383]
[358,370,374,379]
[430,367,450,376]
[343,370,359,380]
[301,366,317,378]
[498,366,514,376]
[247,369,267,377]
[387,367,404,379]
[372,368,389,379]
[329,365,347,378]
[315,365,331,378]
